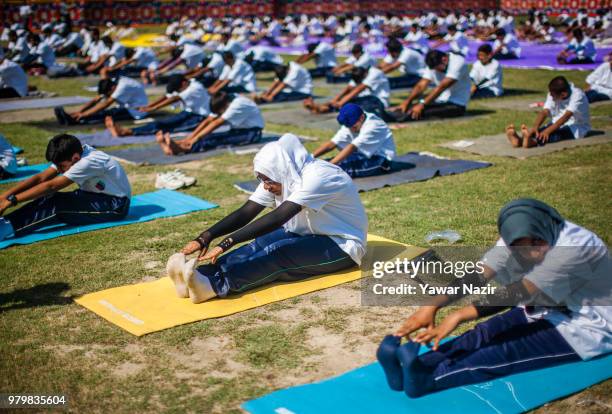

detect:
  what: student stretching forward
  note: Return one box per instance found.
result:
[166,133,367,303]
[377,198,611,397]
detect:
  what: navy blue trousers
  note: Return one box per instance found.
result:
[189,127,262,153]
[5,190,130,237]
[388,74,421,89]
[420,308,580,392]
[335,152,391,178]
[586,89,610,103]
[197,228,356,297]
[309,67,335,78]
[472,87,498,99]
[131,111,206,135]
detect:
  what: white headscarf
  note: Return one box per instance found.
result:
[252,133,313,201]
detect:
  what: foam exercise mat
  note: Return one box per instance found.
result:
[441,130,612,159]
[76,130,189,147]
[243,344,612,414]
[0,163,50,185]
[106,133,283,165]
[75,235,427,336]
[263,109,340,131]
[0,190,217,249]
[0,96,91,112]
[234,152,492,193]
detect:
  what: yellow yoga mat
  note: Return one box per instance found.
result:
[120,33,222,48]
[75,235,427,336]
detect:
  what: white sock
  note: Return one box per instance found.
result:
[166,253,188,298]
[0,218,14,241]
[185,261,217,304]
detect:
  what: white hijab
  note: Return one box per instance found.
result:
[253,133,313,202]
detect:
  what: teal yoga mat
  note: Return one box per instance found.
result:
[0,189,217,249]
[0,163,50,185]
[243,346,612,414]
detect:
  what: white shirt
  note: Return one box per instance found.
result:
[349,67,391,108]
[383,47,425,76]
[0,134,17,175]
[313,42,337,68]
[218,39,244,59]
[107,42,126,66]
[332,112,395,160]
[62,32,83,49]
[220,96,264,129]
[9,37,29,62]
[568,37,597,60]
[172,79,210,116]
[180,44,205,69]
[423,53,471,107]
[282,62,312,95]
[444,31,469,56]
[110,77,148,119]
[219,59,256,92]
[247,45,283,64]
[87,40,108,63]
[202,52,225,78]
[31,42,57,68]
[133,47,158,70]
[404,30,429,54]
[470,59,503,96]
[483,221,611,360]
[586,62,612,99]
[493,33,522,57]
[543,84,591,139]
[346,51,376,69]
[249,160,367,265]
[0,59,28,97]
[55,144,132,198]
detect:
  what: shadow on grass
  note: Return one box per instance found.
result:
[501,87,541,97]
[0,282,73,313]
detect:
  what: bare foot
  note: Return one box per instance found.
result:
[521,124,536,148]
[141,70,149,85]
[505,124,521,147]
[303,97,315,111]
[164,132,187,155]
[156,131,174,155]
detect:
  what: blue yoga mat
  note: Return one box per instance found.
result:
[0,96,91,112]
[0,189,217,249]
[12,146,23,154]
[0,163,50,185]
[243,346,612,414]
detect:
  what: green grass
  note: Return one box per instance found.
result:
[0,56,611,413]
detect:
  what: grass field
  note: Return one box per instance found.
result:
[0,41,611,413]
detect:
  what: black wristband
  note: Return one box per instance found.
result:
[217,237,234,252]
[7,194,18,206]
[194,231,211,248]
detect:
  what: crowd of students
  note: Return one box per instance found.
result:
[0,8,610,400]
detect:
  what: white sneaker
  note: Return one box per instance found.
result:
[167,169,197,187]
[166,253,188,298]
[185,260,217,304]
[155,172,185,190]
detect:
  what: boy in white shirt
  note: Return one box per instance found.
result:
[434,25,469,56]
[492,28,521,59]
[244,45,283,72]
[55,77,148,125]
[506,76,591,148]
[208,51,256,94]
[379,38,425,89]
[585,53,612,103]
[149,43,206,84]
[312,103,396,178]
[0,51,28,98]
[0,134,17,180]
[101,47,158,79]
[0,134,131,241]
[327,44,376,84]
[106,74,210,137]
[297,41,337,78]
[254,62,312,104]
[156,92,264,155]
[470,44,503,98]
[390,50,471,122]
[558,28,597,64]
[404,24,430,55]
[304,66,390,120]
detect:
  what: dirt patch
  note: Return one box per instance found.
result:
[112,361,147,378]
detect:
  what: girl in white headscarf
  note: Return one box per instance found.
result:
[167,133,368,303]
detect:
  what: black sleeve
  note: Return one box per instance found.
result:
[472,281,532,317]
[194,200,265,247]
[216,201,302,251]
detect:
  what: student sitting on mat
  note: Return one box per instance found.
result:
[557,28,597,65]
[253,62,313,104]
[100,47,159,80]
[0,49,28,99]
[25,33,78,78]
[147,43,206,85]
[105,74,210,138]
[470,44,503,99]
[208,51,256,95]
[326,44,376,84]
[389,50,471,122]
[156,92,264,155]
[166,133,366,303]
[505,76,590,148]
[0,134,131,242]
[312,103,395,178]
[376,198,611,398]
[244,45,283,72]
[6,30,30,65]
[492,28,522,60]
[296,41,337,78]
[433,25,469,57]
[404,24,430,56]
[379,38,425,90]
[54,76,148,125]
[584,53,612,103]
[0,134,18,180]
[304,66,390,120]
